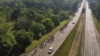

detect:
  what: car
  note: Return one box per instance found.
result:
[48,47,53,54]
[72,22,75,24]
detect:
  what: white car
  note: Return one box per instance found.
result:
[48,47,53,54]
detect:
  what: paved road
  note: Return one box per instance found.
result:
[84,1,100,56]
[20,0,85,56]
[68,13,85,56]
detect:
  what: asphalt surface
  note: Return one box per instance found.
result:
[84,1,100,56]
[20,0,85,56]
[68,13,85,56]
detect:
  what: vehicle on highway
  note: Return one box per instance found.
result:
[72,22,75,24]
[48,47,53,54]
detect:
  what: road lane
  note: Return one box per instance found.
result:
[20,0,85,56]
[84,1,100,56]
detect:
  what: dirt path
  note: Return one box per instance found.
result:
[68,13,85,56]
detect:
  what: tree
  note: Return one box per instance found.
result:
[96,3,100,19]
[46,8,53,18]
[0,23,16,56]
[27,9,35,21]
[42,18,54,32]
[28,9,45,23]
[52,7,60,14]
[0,0,76,56]
[51,15,60,27]
[14,17,30,30]
[5,32,17,47]
[10,1,28,21]
[30,21,45,39]
[15,30,32,45]
[59,12,69,21]
[72,0,78,13]
[34,12,45,23]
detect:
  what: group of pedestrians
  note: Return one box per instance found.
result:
[32,34,55,56]
[46,35,54,43]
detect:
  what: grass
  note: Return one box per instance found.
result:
[53,17,79,56]
[93,17,100,32]
[77,37,82,56]
[25,16,72,52]
[77,15,83,56]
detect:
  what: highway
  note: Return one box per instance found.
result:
[20,0,85,56]
[84,1,100,56]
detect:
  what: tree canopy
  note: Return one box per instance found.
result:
[0,0,79,56]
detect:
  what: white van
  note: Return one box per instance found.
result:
[48,47,53,54]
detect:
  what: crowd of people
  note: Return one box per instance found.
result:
[32,34,55,56]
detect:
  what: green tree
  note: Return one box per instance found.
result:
[34,12,45,22]
[5,32,16,47]
[14,17,30,30]
[51,15,60,27]
[0,24,9,35]
[30,21,45,39]
[0,23,16,56]
[96,3,100,19]
[28,9,45,22]
[10,2,28,21]
[72,0,78,12]
[59,12,69,21]
[15,30,32,45]
[42,18,54,32]
[46,8,53,18]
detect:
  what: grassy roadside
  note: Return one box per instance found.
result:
[93,17,100,32]
[53,17,80,56]
[25,16,72,52]
[77,14,84,56]
[77,37,82,56]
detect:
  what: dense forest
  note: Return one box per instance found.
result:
[0,0,81,56]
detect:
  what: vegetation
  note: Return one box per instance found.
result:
[0,0,80,56]
[26,20,70,52]
[89,0,100,30]
[93,17,100,32]
[89,0,100,19]
[54,16,80,56]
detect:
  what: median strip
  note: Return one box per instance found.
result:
[53,16,80,56]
